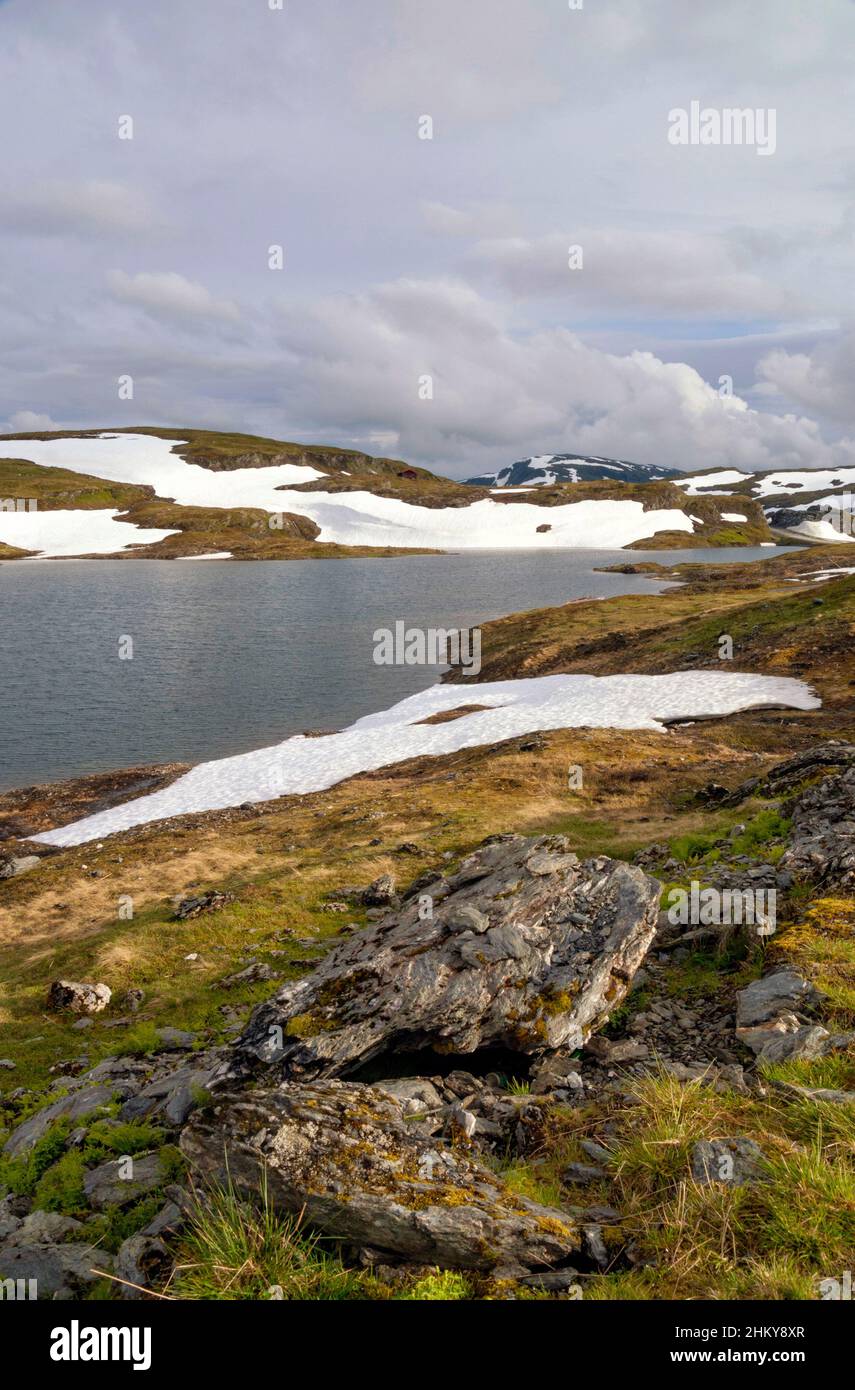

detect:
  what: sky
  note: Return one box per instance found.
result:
[1,0,854,479]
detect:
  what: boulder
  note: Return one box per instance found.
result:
[83,1151,170,1211]
[0,1243,111,1298]
[3,1211,82,1245]
[3,1084,122,1159]
[224,835,661,1084]
[0,854,40,880]
[734,967,836,1058]
[46,980,111,1015]
[115,1234,172,1299]
[181,1078,579,1272]
[691,1138,766,1186]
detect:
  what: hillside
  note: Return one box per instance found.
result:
[0,542,853,1302]
[676,466,855,545]
[0,428,778,559]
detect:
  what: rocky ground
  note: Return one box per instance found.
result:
[1,545,853,1301]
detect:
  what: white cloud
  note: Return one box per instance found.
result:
[106,271,240,325]
[1,409,57,432]
[755,331,855,427]
[277,276,855,476]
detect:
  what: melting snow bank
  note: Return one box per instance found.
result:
[0,509,178,558]
[34,671,820,847]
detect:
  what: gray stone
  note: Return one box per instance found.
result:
[140,1201,185,1239]
[225,835,660,1084]
[3,1085,119,1158]
[4,1211,82,1245]
[0,854,40,880]
[46,980,112,1015]
[115,1235,172,1299]
[83,1152,169,1210]
[691,1138,767,1186]
[0,1243,111,1298]
[562,1162,607,1185]
[181,1079,579,1272]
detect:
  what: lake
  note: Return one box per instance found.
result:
[0,547,782,791]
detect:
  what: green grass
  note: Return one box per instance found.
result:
[171,1178,371,1301]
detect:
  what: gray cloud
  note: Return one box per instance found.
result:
[0,0,853,476]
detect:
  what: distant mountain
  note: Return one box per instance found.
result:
[465,454,683,488]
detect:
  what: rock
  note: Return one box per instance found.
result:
[735,968,827,1055]
[519,1269,582,1292]
[579,1139,613,1166]
[777,1084,855,1106]
[3,1211,83,1245]
[181,1079,579,1272]
[225,835,660,1084]
[0,854,41,880]
[119,1061,216,1127]
[115,1235,172,1299]
[124,989,145,1012]
[736,969,824,1029]
[583,1225,609,1269]
[0,1243,112,1298]
[0,1059,15,1070]
[562,1162,607,1185]
[3,1084,122,1158]
[153,1027,198,1051]
[46,980,111,1015]
[219,963,277,990]
[691,1138,767,1186]
[778,761,855,891]
[173,890,234,920]
[361,874,398,907]
[584,1036,649,1064]
[83,1151,170,1210]
[373,1078,446,1136]
[139,1200,186,1239]
[753,1024,840,1063]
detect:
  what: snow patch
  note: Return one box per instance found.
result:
[1,433,696,552]
[34,670,820,847]
[0,508,178,558]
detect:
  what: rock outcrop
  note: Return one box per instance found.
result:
[180,1079,579,1273]
[779,764,855,892]
[224,835,661,1084]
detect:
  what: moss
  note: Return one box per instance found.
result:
[32,1150,87,1215]
[0,1119,72,1197]
[285,1012,338,1038]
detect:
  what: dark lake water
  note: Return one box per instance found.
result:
[0,547,783,791]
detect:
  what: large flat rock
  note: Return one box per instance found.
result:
[181,1079,579,1272]
[224,834,661,1083]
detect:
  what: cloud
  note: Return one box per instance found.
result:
[106,271,240,325]
[754,330,855,427]
[0,180,160,237]
[470,230,799,320]
[276,276,855,476]
[1,409,58,433]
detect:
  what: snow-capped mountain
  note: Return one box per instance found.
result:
[466,454,682,488]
